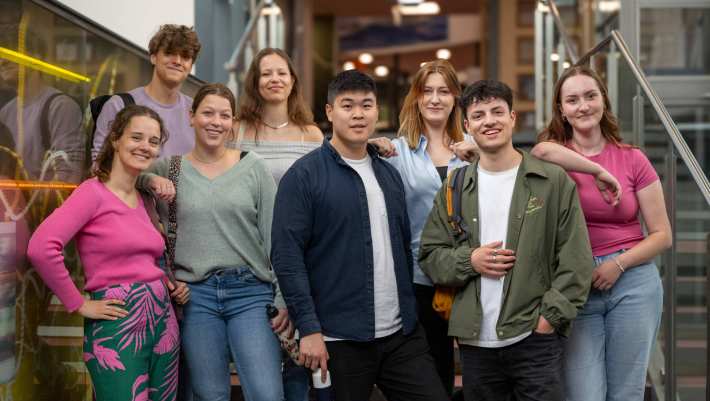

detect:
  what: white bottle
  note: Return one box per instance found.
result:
[312,368,332,400]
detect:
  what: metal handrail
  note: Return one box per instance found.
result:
[576,30,710,206]
[546,0,579,64]
[224,0,268,72]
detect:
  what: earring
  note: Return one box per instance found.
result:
[562,115,568,122]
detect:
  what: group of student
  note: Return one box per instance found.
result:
[25,23,672,401]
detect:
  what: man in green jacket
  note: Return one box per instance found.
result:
[419,80,594,401]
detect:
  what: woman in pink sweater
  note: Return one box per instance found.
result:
[533,66,672,401]
[27,105,186,401]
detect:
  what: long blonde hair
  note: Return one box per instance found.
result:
[397,60,464,149]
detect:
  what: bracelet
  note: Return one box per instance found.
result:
[612,257,626,273]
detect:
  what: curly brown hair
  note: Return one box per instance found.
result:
[148,24,201,61]
[397,59,464,149]
[93,105,167,182]
[236,48,314,139]
[537,65,624,147]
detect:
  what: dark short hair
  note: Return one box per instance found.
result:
[148,24,201,61]
[327,70,377,104]
[460,80,514,115]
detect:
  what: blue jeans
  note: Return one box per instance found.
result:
[283,359,310,401]
[563,251,663,401]
[181,267,284,401]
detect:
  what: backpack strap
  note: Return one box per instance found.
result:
[165,155,182,275]
[40,93,64,153]
[139,190,177,284]
[446,166,470,241]
[116,93,135,108]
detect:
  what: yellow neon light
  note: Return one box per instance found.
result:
[0,47,91,83]
[0,180,78,190]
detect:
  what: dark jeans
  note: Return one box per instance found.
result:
[459,332,564,401]
[414,284,455,395]
[325,325,448,401]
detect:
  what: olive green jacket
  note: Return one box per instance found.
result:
[418,150,594,340]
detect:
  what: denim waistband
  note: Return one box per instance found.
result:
[593,249,626,265]
[207,266,253,278]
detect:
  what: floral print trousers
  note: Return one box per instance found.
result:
[83,280,179,401]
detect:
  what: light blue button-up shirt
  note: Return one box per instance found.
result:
[385,135,471,286]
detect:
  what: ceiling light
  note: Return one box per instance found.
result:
[436,48,451,60]
[358,53,374,65]
[537,3,550,13]
[598,0,621,12]
[550,53,560,62]
[343,61,355,71]
[562,61,571,69]
[261,4,282,16]
[393,1,440,16]
[0,47,91,83]
[374,65,389,77]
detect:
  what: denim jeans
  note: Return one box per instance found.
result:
[283,359,309,401]
[180,267,284,401]
[563,251,663,401]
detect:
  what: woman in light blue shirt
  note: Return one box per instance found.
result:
[373,59,475,395]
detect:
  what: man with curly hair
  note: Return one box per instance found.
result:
[92,24,202,160]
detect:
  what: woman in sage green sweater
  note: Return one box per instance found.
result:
[139,83,288,401]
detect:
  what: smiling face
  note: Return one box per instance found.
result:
[464,97,516,154]
[151,49,193,87]
[326,91,378,149]
[559,74,605,136]
[257,53,294,104]
[190,94,234,151]
[112,116,162,174]
[418,72,455,127]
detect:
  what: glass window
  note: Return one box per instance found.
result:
[641,8,710,75]
[0,2,200,399]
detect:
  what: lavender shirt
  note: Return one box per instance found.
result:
[91,87,194,160]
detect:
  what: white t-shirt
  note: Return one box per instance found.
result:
[324,155,401,341]
[468,163,531,348]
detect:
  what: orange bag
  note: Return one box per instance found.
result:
[432,167,469,320]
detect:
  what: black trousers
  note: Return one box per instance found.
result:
[459,332,564,401]
[326,325,449,401]
[414,284,455,395]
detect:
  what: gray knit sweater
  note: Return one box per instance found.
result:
[138,152,284,308]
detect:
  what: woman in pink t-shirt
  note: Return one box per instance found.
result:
[532,66,672,401]
[27,105,187,401]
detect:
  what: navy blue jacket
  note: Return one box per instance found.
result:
[271,139,417,341]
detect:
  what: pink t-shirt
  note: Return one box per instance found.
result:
[567,143,659,256]
[27,178,165,312]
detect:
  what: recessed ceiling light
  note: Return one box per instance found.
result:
[374,65,389,77]
[358,53,374,64]
[436,48,451,60]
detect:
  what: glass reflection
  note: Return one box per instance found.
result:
[0,1,199,400]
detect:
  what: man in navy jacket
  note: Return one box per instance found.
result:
[272,70,446,400]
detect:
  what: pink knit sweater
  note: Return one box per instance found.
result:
[27,178,165,312]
